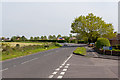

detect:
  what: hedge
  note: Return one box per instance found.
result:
[95,38,110,48]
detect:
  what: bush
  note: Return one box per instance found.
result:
[95,38,110,48]
[73,47,86,56]
[55,43,62,47]
[78,40,88,44]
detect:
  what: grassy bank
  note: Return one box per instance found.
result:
[73,47,86,56]
[1,42,61,61]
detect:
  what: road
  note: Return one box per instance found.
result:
[1,43,118,80]
[2,44,86,78]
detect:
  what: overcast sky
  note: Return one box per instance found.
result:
[2,2,118,38]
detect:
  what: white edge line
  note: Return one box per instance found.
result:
[21,58,38,64]
[0,68,8,72]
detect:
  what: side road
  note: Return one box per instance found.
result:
[51,47,118,79]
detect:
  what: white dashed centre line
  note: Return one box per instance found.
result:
[52,72,57,75]
[66,64,70,66]
[64,66,69,68]
[59,66,63,68]
[49,54,72,78]
[60,72,65,75]
[55,68,60,71]
[63,69,67,71]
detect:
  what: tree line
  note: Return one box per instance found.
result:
[1,34,75,42]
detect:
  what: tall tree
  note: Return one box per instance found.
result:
[71,13,116,43]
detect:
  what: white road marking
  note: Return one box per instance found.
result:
[57,76,63,79]
[49,54,72,78]
[66,64,70,66]
[60,72,65,75]
[55,68,60,71]
[52,72,57,75]
[49,75,54,78]
[62,54,73,65]
[59,66,63,68]
[21,58,38,64]
[0,68,8,72]
[64,66,69,68]
[63,69,67,71]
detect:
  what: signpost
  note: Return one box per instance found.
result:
[103,46,112,55]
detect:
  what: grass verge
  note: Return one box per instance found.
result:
[2,45,59,61]
[73,47,86,56]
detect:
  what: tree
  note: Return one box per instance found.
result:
[53,35,56,40]
[48,35,53,40]
[41,36,44,40]
[69,34,72,38]
[30,37,33,40]
[62,36,70,42]
[71,13,116,43]
[44,36,47,40]
[36,36,40,40]
[57,34,62,38]
[1,37,5,40]
[34,37,37,40]
[11,36,17,41]
[21,36,27,41]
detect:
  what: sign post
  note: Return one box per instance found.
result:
[103,46,112,55]
[109,46,112,55]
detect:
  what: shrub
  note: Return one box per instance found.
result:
[73,47,86,56]
[16,44,20,48]
[95,38,110,48]
[55,43,62,47]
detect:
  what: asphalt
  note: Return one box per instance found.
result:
[2,44,79,78]
[1,43,119,79]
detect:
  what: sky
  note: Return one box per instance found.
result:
[1,1,119,38]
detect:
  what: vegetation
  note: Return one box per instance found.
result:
[73,47,86,56]
[55,43,63,47]
[1,42,61,60]
[71,13,116,43]
[95,38,111,48]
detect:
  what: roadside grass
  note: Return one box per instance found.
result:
[1,42,46,48]
[1,42,61,61]
[73,47,86,56]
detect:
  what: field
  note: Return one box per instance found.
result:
[1,42,49,47]
[1,42,61,61]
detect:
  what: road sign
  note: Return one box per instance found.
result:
[103,46,109,50]
[103,46,112,50]
[109,46,112,50]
